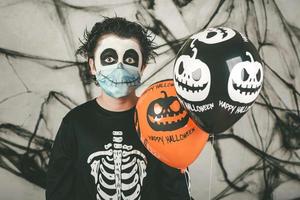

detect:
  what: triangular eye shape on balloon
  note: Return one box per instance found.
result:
[227,51,263,104]
[191,27,236,44]
[174,47,211,102]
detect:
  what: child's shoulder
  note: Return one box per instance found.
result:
[63,99,96,121]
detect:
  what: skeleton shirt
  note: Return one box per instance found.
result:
[46,99,190,200]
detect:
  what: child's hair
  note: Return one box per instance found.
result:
[76,16,156,66]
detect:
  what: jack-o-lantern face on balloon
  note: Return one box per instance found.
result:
[135,79,209,170]
[227,51,263,104]
[173,27,264,133]
[191,27,236,44]
[174,44,211,102]
[147,91,189,131]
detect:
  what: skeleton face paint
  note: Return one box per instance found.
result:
[94,35,143,98]
[191,27,236,44]
[174,46,211,102]
[227,52,263,103]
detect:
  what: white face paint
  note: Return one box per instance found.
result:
[227,52,263,104]
[174,54,211,102]
[191,27,236,44]
[94,34,143,72]
[93,35,143,98]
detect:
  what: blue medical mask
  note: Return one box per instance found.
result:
[96,62,141,98]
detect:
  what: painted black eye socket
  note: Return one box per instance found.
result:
[242,68,250,81]
[124,49,139,67]
[178,62,184,75]
[100,48,118,66]
[256,69,261,81]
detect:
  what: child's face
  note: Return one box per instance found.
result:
[92,34,143,73]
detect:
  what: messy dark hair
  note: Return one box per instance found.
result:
[76,17,156,66]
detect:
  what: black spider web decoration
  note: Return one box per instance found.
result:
[0,0,299,199]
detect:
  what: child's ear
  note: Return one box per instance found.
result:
[89,58,96,75]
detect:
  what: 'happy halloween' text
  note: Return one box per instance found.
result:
[144,81,174,95]
[148,127,195,144]
[218,100,251,114]
[183,102,214,113]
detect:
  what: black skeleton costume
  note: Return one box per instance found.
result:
[46,34,190,200]
[46,100,190,200]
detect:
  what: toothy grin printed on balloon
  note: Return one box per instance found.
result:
[232,80,261,95]
[174,74,208,93]
[227,52,263,104]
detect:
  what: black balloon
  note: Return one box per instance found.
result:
[173,27,264,133]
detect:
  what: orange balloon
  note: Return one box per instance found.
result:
[135,79,209,170]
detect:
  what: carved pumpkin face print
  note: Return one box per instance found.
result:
[147,91,189,131]
[227,51,263,103]
[135,79,209,170]
[174,54,211,102]
[191,27,236,44]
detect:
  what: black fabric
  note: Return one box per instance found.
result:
[46,99,190,200]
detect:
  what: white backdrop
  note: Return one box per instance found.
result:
[0,0,300,199]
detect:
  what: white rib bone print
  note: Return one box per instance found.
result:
[87,131,147,200]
